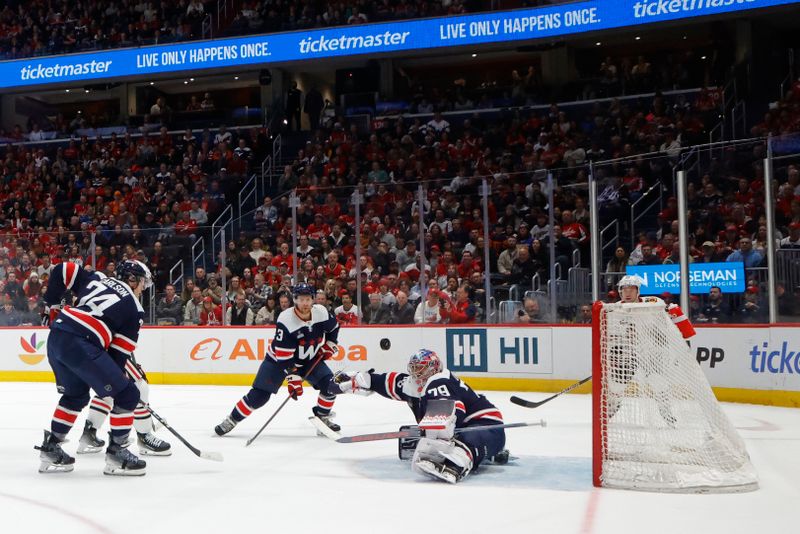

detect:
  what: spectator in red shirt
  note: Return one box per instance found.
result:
[561,210,589,248]
[457,250,481,279]
[199,296,223,326]
[272,242,295,273]
[175,211,198,237]
[306,213,331,241]
[446,285,478,324]
[324,251,345,278]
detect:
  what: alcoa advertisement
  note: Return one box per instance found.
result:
[1,325,798,407]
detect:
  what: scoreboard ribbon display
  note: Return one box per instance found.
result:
[0,0,796,89]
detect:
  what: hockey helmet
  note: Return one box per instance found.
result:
[408,349,442,386]
[617,275,644,290]
[116,260,153,291]
[292,282,315,298]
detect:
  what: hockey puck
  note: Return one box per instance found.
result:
[380,338,391,351]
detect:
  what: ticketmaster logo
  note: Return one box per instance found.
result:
[20,60,112,81]
[633,0,756,18]
[299,31,410,54]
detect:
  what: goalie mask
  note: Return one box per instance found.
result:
[408,349,442,389]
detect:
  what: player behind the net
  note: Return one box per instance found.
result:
[214,283,349,436]
[608,275,696,425]
[36,260,156,476]
[339,349,508,484]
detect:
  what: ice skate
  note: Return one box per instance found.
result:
[76,421,105,454]
[35,430,75,473]
[137,432,172,456]
[214,416,237,436]
[311,407,340,437]
[104,437,146,476]
[489,449,514,465]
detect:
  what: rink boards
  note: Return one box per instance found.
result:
[1,324,798,407]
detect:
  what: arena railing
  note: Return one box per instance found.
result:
[11,136,798,327]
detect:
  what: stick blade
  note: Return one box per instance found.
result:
[308,416,341,440]
[199,450,224,462]
[510,395,541,408]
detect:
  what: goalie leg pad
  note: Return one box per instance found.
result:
[412,437,473,484]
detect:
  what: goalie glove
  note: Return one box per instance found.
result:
[287,374,304,400]
[334,371,373,396]
[318,340,339,360]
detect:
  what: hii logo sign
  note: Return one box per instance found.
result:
[446,329,487,372]
[500,336,539,366]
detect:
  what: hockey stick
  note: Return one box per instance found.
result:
[147,408,224,462]
[245,351,326,447]
[509,375,592,409]
[336,419,546,443]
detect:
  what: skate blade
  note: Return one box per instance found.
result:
[415,460,457,484]
[103,465,146,476]
[139,447,172,456]
[308,416,341,440]
[76,444,104,454]
[38,462,74,473]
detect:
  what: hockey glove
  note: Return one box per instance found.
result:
[318,340,339,360]
[287,375,304,400]
[335,371,373,396]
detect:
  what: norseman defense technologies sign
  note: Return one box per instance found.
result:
[1,0,797,89]
[626,262,746,294]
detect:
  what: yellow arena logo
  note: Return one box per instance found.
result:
[19,333,46,365]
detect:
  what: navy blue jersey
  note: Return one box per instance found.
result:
[369,370,503,428]
[267,304,340,366]
[44,262,144,361]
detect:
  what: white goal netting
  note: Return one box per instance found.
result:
[594,301,758,493]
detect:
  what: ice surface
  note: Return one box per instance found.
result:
[0,382,797,534]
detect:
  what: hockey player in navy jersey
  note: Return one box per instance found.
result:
[214,283,348,436]
[340,349,507,483]
[36,260,152,476]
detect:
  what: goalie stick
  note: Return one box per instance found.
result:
[510,375,592,409]
[147,408,224,462]
[336,419,546,443]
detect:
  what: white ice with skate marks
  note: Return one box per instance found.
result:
[0,382,797,534]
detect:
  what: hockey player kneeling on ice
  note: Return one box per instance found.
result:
[214,283,347,437]
[340,349,507,484]
[37,261,152,476]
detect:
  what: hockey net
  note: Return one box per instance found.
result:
[592,300,758,493]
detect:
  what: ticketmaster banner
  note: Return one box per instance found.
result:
[0,0,796,89]
[626,262,746,294]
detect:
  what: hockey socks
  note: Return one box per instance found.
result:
[51,404,81,440]
[313,393,336,417]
